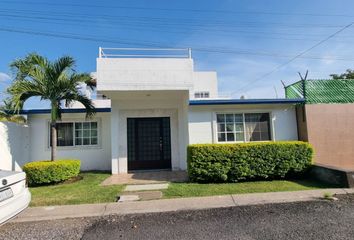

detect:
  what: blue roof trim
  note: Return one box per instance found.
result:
[189,98,305,106]
[20,108,111,114]
[19,99,304,114]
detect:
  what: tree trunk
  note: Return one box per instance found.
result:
[50,121,57,161]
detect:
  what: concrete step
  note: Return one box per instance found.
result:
[118,191,163,202]
[136,191,163,201]
[124,183,169,192]
[117,195,140,202]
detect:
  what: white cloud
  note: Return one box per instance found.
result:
[0,72,10,82]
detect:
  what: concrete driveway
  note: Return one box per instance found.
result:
[1,194,354,240]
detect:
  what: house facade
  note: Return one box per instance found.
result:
[14,48,303,174]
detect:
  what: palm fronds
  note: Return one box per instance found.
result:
[6,53,96,160]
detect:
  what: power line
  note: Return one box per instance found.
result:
[193,47,354,61]
[0,26,167,47]
[0,8,347,29]
[230,22,354,96]
[0,7,352,45]
[0,11,347,35]
[0,16,324,42]
[0,14,345,42]
[6,15,354,44]
[0,26,353,62]
[2,10,354,44]
[1,1,354,18]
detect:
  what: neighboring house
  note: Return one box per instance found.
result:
[8,48,303,174]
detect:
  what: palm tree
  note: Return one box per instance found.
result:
[7,53,96,161]
[0,99,26,123]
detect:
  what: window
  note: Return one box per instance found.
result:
[244,113,271,141]
[75,122,98,146]
[216,113,271,142]
[50,121,98,147]
[56,123,74,146]
[194,91,210,98]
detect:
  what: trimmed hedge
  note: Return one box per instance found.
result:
[23,159,81,186]
[187,141,313,183]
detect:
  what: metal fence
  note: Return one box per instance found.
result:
[285,79,354,104]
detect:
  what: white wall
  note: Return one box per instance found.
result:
[69,99,111,109]
[191,72,218,99]
[3,103,298,173]
[188,111,214,144]
[27,112,111,171]
[188,104,298,144]
[0,122,30,171]
[97,58,194,92]
[271,107,299,141]
[110,90,189,174]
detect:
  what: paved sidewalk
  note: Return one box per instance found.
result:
[11,188,354,223]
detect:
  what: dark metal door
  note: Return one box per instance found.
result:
[127,117,171,171]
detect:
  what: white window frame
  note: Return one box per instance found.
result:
[47,119,101,149]
[213,111,274,143]
[74,122,99,146]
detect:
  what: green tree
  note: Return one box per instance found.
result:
[330,69,354,80]
[7,53,96,161]
[0,99,26,123]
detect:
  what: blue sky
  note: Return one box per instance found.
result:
[1,0,354,109]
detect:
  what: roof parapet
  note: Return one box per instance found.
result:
[98,47,192,59]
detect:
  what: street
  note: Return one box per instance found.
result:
[1,194,354,240]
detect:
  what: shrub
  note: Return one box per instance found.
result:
[23,159,81,186]
[187,141,313,183]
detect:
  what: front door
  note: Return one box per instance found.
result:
[127,117,171,171]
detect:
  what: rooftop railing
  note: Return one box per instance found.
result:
[98,47,192,59]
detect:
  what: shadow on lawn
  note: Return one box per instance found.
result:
[290,178,342,189]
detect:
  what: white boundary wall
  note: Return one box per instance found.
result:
[0,122,30,171]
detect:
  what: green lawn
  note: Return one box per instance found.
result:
[162,179,339,198]
[29,172,124,207]
[30,172,339,206]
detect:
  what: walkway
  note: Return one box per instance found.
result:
[101,170,188,185]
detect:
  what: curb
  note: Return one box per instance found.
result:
[11,188,354,223]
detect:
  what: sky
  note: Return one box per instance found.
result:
[1,0,354,109]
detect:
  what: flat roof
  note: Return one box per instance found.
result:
[19,108,111,114]
[19,99,304,114]
[189,98,305,106]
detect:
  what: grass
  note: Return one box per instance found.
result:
[29,172,124,207]
[323,192,334,199]
[162,179,340,198]
[29,172,340,206]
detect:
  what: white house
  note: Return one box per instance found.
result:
[10,48,303,174]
